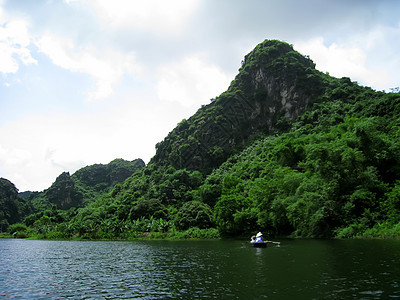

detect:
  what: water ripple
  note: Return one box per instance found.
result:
[1,239,400,299]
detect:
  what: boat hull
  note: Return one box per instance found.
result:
[252,242,267,248]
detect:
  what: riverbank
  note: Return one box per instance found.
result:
[3,221,400,241]
[1,227,222,241]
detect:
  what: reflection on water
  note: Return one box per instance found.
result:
[0,238,399,299]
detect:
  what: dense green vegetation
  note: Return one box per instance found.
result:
[21,158,145,211]
[0,178,33,234]
[151,40,328,172]
[1,159,144,236]
[2,39,400,240]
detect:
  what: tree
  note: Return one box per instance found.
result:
[175,201,214,230]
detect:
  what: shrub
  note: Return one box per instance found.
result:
[174,201,214,230]
[175,227,221,239]
[8,223,28,234]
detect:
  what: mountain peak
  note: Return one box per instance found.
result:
[241,39,297,69]
[151,40,327,172]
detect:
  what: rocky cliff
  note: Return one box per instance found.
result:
[151,40,331,172]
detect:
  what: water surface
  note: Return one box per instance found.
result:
[0,238,399,299]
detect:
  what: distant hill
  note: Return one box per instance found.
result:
[0,178,33,231]
[23,158,145,211]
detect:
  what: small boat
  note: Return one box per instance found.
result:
[250,232,280,248]
[250,232,267,248]
[252,242,267,248]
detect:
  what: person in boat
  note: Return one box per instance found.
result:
[255,232,264,243]
[250,235,256,243]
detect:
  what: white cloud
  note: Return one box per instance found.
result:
[156,54,232,108]
[88,0,200,34]
[35,33,141,100]
[295,38,369,78]
[0,145,32,166]
[0,97,187,191]
[294,37,394,91]
[0,9,37,74]
[0,112,115,191]
[360,24,400,90]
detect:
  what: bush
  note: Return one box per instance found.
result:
[14,231,28,238]
[174,201,214,230]
[174,227,221,239]
[334,223,366,238]
[45,231,70,240]
[8,223,28,234]
[361,222,400,239]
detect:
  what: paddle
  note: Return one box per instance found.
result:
[266,240,281,246]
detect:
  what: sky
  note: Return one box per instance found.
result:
[0,0,399,192]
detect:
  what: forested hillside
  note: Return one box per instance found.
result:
[3,39,400,239]
[0,178,33,232]
[21,158,145,211]
[151,40,330,172]
[1,159,144,235]
[207,96,400,238]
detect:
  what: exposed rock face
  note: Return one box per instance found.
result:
[45,172,81,210]
[151,40,327,172]
[235,41,320,128]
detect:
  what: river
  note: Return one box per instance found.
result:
[0,238,399,299]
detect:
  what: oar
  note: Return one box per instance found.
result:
[266,240,281,246]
